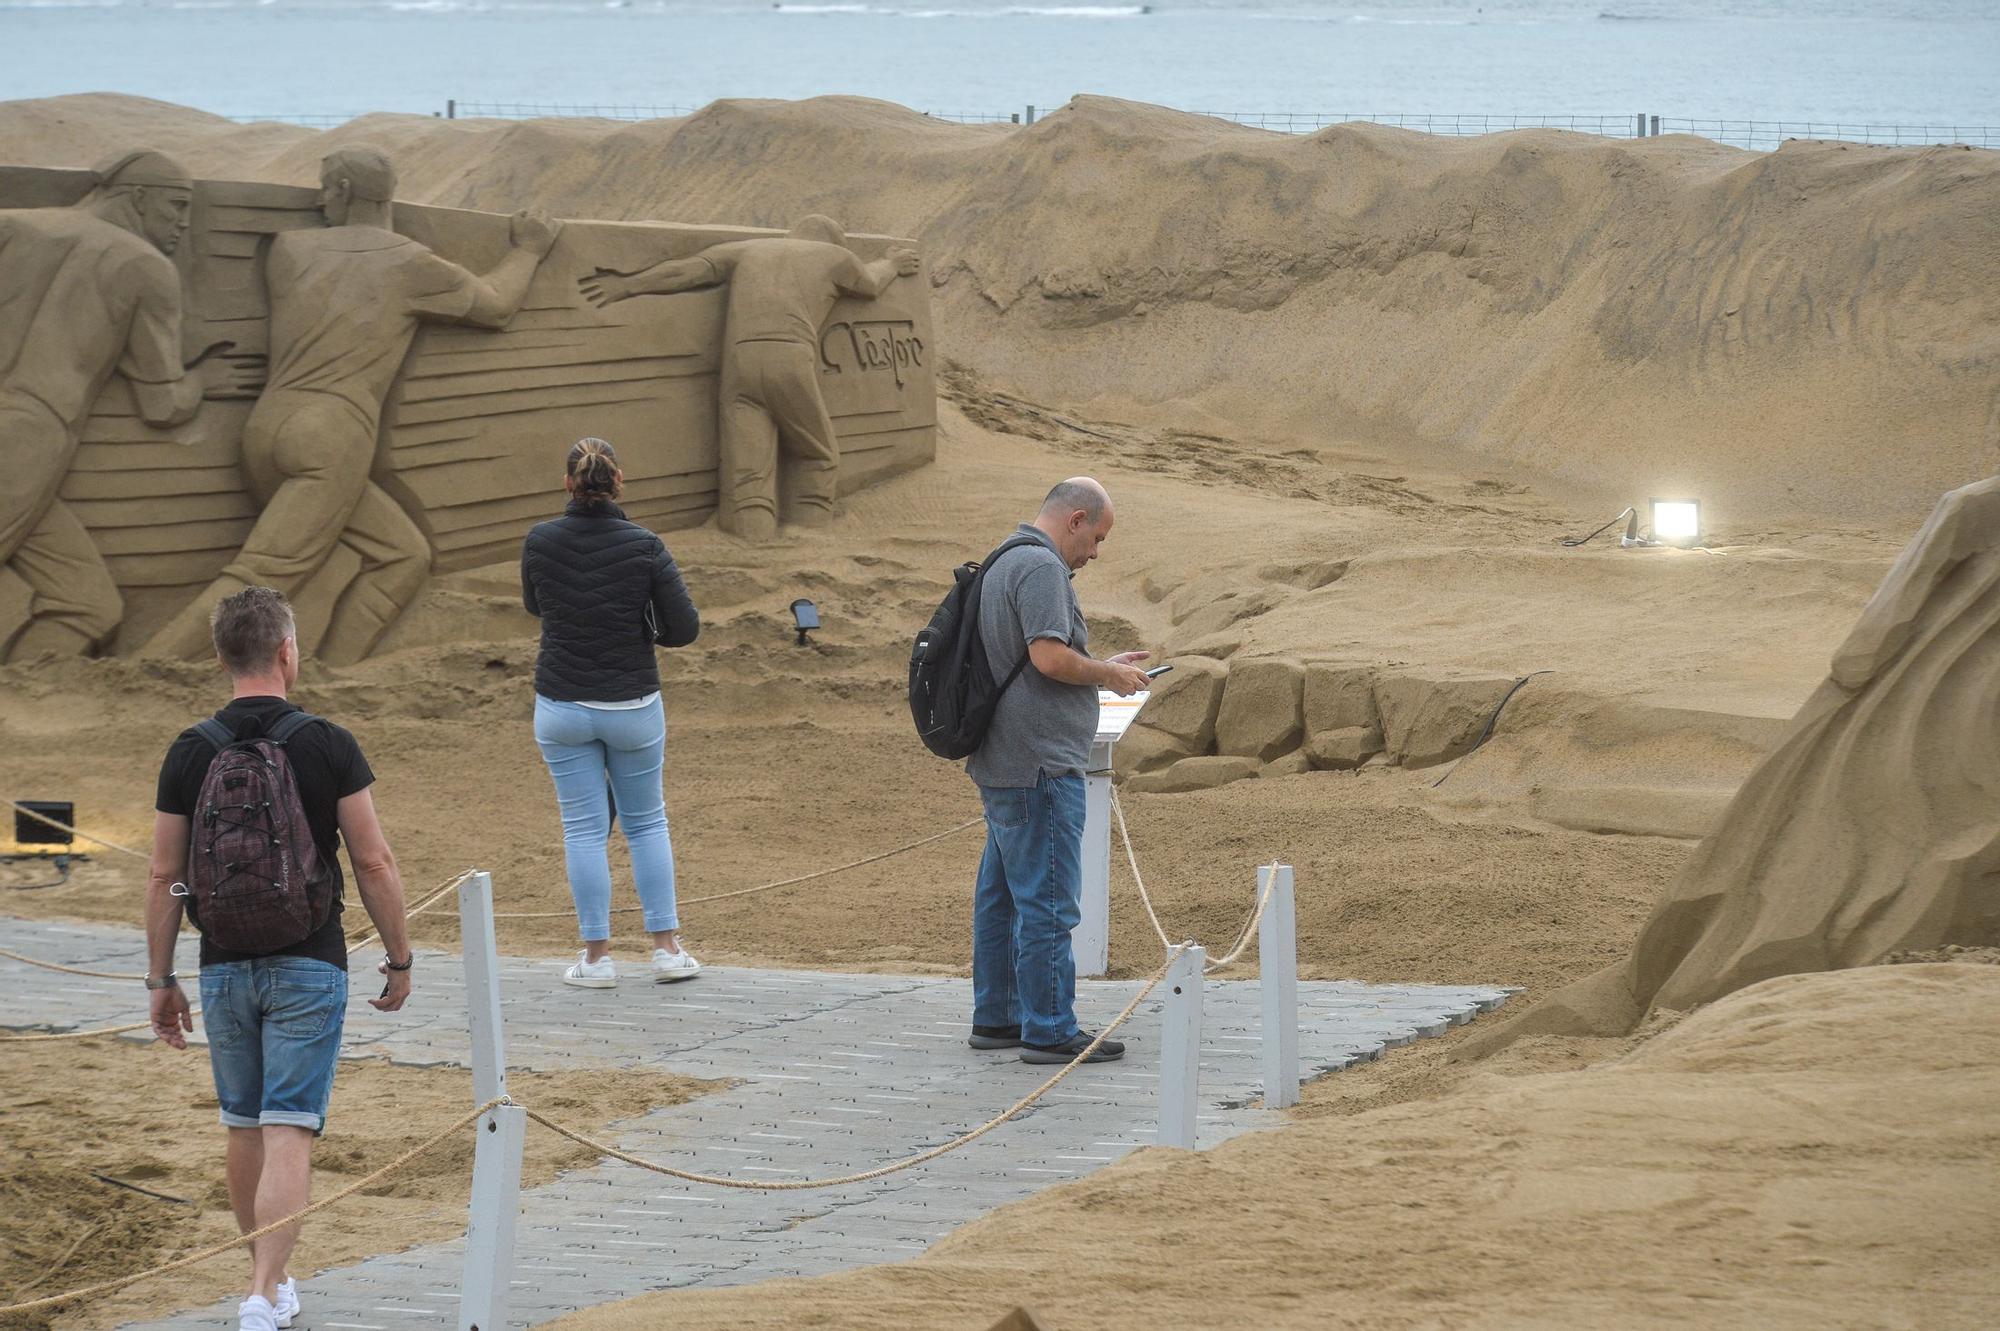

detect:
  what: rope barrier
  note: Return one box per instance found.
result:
[1110,786,1278,974]
[488,818,983,919]
[0,1097,505,1316]
[5,799,149,861]
[0,869,474,1041]
[0,942,1184,1313]
[520,943,1182,1191]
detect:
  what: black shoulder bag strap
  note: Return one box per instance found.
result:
[978,534,1054,698]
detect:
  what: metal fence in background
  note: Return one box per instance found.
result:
[225,103,2000,151]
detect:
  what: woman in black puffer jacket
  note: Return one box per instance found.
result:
[521,437,701,989]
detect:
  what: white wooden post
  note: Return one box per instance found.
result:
[1157,943,1206,1149]
[1074,737,1114,978]
[458,871,526,1331]
[1258,864,1300,1109]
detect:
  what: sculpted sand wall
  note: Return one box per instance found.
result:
[4,94,1991,524]
[0,159,935,660]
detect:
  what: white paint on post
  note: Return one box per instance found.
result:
[457,871,524,1331]
[460,871,507,1105]
[1158,943,1207,1149]
[1074,738,1113,978]
[462,1104,527,1331]
[1258,864,1300,1109]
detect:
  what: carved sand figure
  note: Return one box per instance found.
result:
[144,146,562,663]
[0,148,257,661]
[1473,474,2000,1050]
[580,216,920,541]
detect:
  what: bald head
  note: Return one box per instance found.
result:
[1034,477,1115,571]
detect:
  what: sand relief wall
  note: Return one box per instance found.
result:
[0,150,937,665]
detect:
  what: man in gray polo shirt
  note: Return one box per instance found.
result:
[967,477,1151,1063]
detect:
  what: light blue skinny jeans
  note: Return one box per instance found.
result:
[532,694,679,940]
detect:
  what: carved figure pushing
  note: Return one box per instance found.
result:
[0,149,257,660]
[580,216,919,541]
[146,146,561,663]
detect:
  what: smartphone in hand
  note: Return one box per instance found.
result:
[1145,664,1174,679]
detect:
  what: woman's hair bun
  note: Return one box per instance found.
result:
[567,436,621,500]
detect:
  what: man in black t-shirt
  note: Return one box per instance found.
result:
[145,587,413,1331]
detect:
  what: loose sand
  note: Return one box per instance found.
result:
[0,1043,705,1330]
[4,92,1997,1329]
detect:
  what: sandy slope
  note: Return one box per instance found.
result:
[3,93,1997,522]
[544,963,2000,1331]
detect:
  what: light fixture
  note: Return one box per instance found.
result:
[790,598,819,647]
[1650,498,1702,547]
[8,800,75,889]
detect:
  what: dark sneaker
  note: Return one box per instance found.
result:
[969,1024,1022,1050]
[1020,1031,1126,1064]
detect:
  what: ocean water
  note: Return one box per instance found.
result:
[0,0,1993,129]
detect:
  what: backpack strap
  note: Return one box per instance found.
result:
[192,718,235,753]
[265,710,323,745]
[974,534,1058,690]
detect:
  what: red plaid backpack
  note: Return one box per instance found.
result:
[179,711,335,953]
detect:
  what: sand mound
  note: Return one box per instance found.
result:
[543,962,2000,1331]
[1465,478,2000,1051]
[4,92,1997,522]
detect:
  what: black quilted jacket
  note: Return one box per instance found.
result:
[521,498,700,702]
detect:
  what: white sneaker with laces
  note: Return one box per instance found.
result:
[274,1278,299,1328]
[652,946,701,983]
[563,950,617,988]
[238,1295,278,1331]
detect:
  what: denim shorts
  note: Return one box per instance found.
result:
[199,956,348,1134]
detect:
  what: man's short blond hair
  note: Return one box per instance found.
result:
[211,587,296,675]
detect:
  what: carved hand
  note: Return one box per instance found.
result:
[511,209,562,258]
[889,246,921,276]
[200,353,268,401]
[579,268,634,307]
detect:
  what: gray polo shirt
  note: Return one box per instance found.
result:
[965,523,1100,789]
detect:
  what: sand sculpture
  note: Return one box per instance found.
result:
[0,150,936,663]
[0,149,261,662]
[580,216,922,541]
[1475,475,2000,1048]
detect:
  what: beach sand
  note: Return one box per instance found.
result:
[3,91,1997,1328]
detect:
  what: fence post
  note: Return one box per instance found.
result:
[1074,738,1113,978]
[1026,105,1036,125]
[1158,943,1206,1149]
[1257,865,1299,1109]
[459,871,525,1331]
[1650,114,1661,137]
[447,98,457,119]
[1634,112,1645,137]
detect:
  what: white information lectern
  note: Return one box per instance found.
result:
[1074,688,1147,978]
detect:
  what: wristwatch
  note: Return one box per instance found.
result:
[144,972,180,991]
[384,954,414,972]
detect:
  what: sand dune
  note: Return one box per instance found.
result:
[3,93,1997,522]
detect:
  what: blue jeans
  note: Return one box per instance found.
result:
[533,694,680,939]
[972,773,1085,1047]
[199,957,348,1134]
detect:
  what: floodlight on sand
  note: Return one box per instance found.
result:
[1560,498,1704,550]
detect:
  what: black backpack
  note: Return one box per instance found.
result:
[909,535,1042,759]
[181,711,335,953]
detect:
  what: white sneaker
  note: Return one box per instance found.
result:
[652,946,701,983]
[563,951,617,988]
[239,1295,278,1331]
[273,1278,298,1328]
